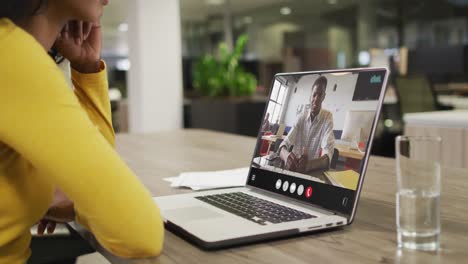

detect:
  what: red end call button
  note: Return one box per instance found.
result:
[305,186,313,198]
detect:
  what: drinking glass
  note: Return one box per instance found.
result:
[395,136,441,251]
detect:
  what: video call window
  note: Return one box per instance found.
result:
[253,71,384,191]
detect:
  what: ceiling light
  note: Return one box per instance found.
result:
[358,51,371,66]
[205,0,225,5]
[328,0,338,4]
[118,23,128,32]
[280,7,292,16]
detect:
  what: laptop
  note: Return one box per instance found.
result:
[154,68,389,249]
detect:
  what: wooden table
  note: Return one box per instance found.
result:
[82,129,468,264]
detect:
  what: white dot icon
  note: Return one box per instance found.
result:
[297,185,304,196]
[290,183,297,194]
[275,179,282,190]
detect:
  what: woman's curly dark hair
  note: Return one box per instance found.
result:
[1,0,63,64]
[0,0,46,23]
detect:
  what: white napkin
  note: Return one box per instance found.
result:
[164,167,249,191]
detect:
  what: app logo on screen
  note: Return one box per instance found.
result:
[370,75,382,84]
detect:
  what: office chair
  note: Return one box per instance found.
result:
[258,131,273,156]
[394,74,452,115]
[375,75,453,158]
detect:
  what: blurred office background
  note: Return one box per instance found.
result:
[100,0,468,158]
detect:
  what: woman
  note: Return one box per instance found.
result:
[0,0,164,263]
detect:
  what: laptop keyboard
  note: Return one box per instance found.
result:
[195,192,315,226]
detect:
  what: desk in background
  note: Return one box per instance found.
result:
[260,134,285,142]
[437,95,468,110]
[260,134,285,154]
[335,144,365,160]
[404,110,468,169]
[434,82,468,95]
[79,129,468,264]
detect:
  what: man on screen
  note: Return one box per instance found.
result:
[278,76,335,174]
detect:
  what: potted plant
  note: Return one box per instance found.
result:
[189,35,266,136]
[193,35,256,97]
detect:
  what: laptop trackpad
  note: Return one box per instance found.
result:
[165,206,224,222]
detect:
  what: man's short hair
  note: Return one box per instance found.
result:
[312,76,328,93]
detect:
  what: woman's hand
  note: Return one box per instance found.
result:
[37,219,56,235]
[37,189,75,235]
[54,20,102,73]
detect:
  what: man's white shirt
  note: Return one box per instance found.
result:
[280,108,335,170]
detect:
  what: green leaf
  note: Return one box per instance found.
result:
[192,34,257,97]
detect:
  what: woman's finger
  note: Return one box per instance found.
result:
[62,22,70,41]
[75,21,83,45]
[46,221,57,234]
[83,22,93,40]
[85,22,102,50]
[37,220,48,235]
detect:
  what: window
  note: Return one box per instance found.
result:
[266,80,288,124]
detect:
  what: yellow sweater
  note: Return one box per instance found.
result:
[0,18,163,263]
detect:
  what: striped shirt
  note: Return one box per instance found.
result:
[280,109,335,169]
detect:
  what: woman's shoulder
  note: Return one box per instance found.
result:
[0,18,15,36]
[0,18,58,75]
[0,19,71,104]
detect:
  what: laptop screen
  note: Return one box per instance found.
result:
[247,68,388,216]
